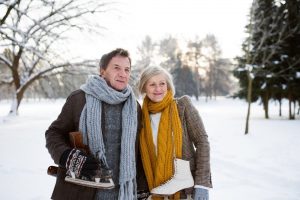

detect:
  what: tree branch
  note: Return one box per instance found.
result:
[0,0,21,26]
[0,55,13,68]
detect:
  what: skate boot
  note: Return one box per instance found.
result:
[94,167,115,189]
[151,158,194,196]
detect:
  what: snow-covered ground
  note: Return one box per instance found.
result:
[0,97,299,200]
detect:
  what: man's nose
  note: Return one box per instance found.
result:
[119,69,127,77]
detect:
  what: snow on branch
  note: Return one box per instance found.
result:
[0,54,13,68]
[16,59,97,93]
[1,0,110,54]
[0,0,21,26]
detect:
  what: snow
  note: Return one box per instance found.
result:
[245,64,253,71]
[266,74,272,78]
[0,97,300,200]
[236,67,246,72]
[0,54,13,66]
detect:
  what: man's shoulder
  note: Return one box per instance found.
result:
[67,89,85,101]
[69,89,84,97]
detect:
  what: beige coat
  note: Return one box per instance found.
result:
[176,96,212,189]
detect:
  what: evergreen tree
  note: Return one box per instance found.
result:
[234,0,300,120]
[279,0,300,119]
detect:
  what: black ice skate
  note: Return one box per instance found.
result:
[65,167,115,189]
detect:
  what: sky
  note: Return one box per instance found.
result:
[67,0,253,63]
[0,97,299,199]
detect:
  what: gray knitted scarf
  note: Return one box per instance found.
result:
[79,75,137,200]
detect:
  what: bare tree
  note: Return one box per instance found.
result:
[135,35,157,70]
[0,0,21,26]
[0,0,110,114]
[200,34,222,100]
[131,35,157,96]
[186,36,203,100]
[159,35,181,71]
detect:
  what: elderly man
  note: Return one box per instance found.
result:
[46,48,148,200]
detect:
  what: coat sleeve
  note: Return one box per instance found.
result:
[45,93,79,165]
[180,96,212,188]
[136,102,149,193]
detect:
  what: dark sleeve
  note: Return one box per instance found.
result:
[181,96,212,188]
[45,93,80,165]
[135,102,149,192]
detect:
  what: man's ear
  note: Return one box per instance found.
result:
[100,68,104,76]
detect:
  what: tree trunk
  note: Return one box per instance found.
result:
[279,99,282,117]
[293,100,296,118]
[213,85,217,100]
[9,94,18,116]
[288,91,295,120]
[263,91,269,119]
[245,72,253,135]
[9,90,25,115]
[297,100,300,115]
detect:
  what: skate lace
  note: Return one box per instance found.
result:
[155,175,174,189]
[154,162,177,189]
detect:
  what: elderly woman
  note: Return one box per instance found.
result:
[138,66,212,200]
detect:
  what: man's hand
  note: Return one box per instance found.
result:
[60,148,99,179]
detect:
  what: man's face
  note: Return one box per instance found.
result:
[100,55,131,91]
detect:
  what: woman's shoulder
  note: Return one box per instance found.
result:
[175,95,192,106]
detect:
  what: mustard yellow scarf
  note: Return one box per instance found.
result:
[140,91,182,199]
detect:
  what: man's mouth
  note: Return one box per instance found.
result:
[116,80,125,83]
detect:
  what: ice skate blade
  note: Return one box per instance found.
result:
[151,193,172,197]
[65,176,115,189]
[150,185,194,196]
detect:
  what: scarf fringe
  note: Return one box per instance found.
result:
[119,179,137,200]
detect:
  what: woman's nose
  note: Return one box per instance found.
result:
[154,85,160,90]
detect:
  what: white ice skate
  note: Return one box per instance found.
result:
[151,158,194,196]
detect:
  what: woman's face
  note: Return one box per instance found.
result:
[145,73,168,102]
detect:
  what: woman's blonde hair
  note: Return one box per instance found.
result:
[138,66,175,95]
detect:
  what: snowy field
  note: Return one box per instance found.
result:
[0,97,299,200]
